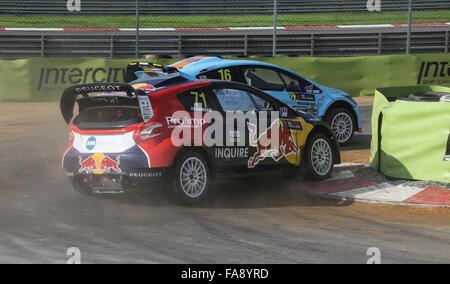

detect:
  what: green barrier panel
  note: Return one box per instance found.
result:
[370,86,450,183]
[0,58,176,102]
[253,53,450,97]
[0,59,31,101]
[1,54,450,102]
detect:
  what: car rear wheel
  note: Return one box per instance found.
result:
[171,152,211,204]
[303,132,334,181]
[327,108,354,145]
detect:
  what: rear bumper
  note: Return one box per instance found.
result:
[63,145,167,189]
[67,171,166,193]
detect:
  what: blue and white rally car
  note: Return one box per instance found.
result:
[126,57,362,144]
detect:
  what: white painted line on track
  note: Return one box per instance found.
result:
[331,183,425,202]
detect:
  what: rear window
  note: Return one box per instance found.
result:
[74,96,143,129]
[74,106,141,124]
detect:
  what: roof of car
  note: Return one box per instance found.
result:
[146,78,264,96]
[170,56,295,76]
[134,77,316,121]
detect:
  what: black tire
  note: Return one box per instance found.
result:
[303,132,334,181]
[170,151,212,205]
[326,107,355,145]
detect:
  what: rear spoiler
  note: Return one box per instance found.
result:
[60,83,145,124]
[125,61,179,83]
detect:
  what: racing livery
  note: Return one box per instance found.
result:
[247,120,299,168]
[127,57,362,144]
[61,81,340,203]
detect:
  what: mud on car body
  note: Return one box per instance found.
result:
[61,81,340,204]
[126,57,362,145]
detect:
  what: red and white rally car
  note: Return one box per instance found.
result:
[61,80,340,203]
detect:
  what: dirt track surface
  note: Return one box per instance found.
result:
[0,102,449,264]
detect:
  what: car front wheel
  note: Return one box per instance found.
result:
[303,132,334,181]
[327,108,354,145]
[171,152,211,204]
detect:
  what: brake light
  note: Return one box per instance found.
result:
[134,123,163,142]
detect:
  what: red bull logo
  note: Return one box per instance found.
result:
[132,83,156,94]
[79,153,121,174]
[248,120,299,168]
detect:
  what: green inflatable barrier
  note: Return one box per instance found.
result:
[370,86,450,183]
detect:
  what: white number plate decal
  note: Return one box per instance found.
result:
[138,95,154,123]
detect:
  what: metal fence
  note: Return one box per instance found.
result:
[0,0,449,58]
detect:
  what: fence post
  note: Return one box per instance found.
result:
[445,31,449,54]
[136,0,140,58]
[40,35,45,58]
[406,0,412,54]
[272,0,278,57]
[110,35,114,58]
[244,34,248,57]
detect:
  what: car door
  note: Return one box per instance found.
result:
[209,85,256,171]
[176,86,220,162]
[211,83,302,170]
[244,88,303,169]
[238,66,321,116]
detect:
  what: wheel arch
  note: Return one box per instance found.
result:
[305,123,341,165]
[324,100,358,130]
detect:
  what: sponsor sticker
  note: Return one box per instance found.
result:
[137,95,154,123]
[86,136,96,151]
[90,97,119,104]
[75,85,122,93]
[286,120,302,130]
[191,103,212,113]
[280,107,288,118]
[247,120,299,168]
[129,172,163,178]
[289,92,315,101]
[133,83,156,94]
[79,153,121,174]
[166,116,206,128]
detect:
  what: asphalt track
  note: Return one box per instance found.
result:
[0,102,449,264]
